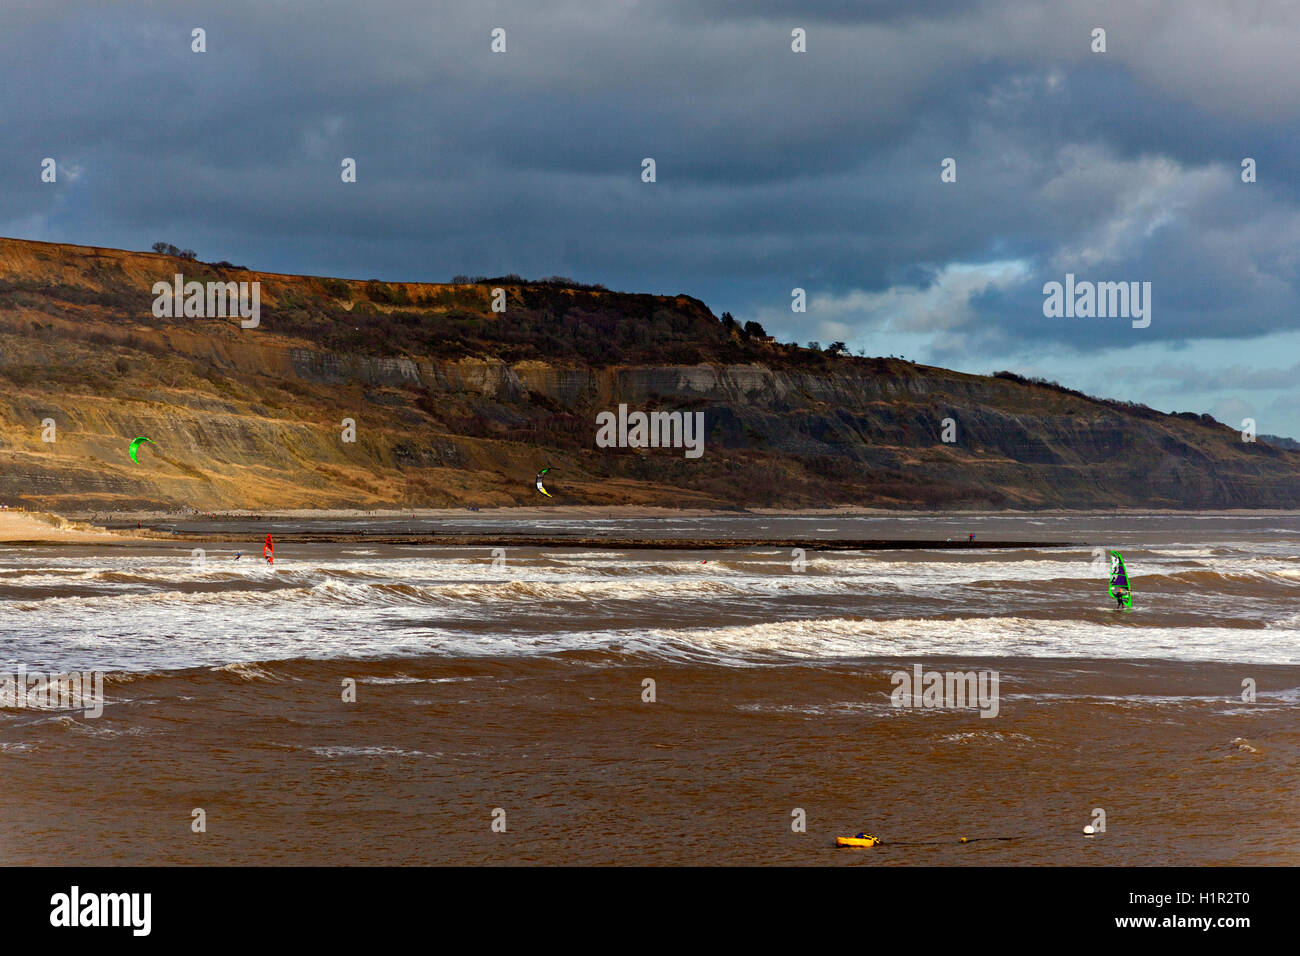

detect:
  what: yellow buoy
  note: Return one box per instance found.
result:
[836,835,879,848]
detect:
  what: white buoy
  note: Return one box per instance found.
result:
[1083,825,1095,836]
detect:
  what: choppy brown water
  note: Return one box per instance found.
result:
[2,657,1296,865]
[2,511,1298,865]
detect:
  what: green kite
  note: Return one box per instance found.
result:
[128,436,154,463]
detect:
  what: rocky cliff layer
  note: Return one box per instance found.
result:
[0,236,1295,510]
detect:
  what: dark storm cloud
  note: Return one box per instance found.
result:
[2,0,1298,423]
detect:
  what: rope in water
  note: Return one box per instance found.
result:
[840,832,1031,847]
[876,836,1021,845]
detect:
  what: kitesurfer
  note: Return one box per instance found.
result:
[535,467,554,498]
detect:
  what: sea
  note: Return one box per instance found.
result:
[2,511,1297,865]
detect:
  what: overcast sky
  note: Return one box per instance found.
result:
[3,1,1298,435]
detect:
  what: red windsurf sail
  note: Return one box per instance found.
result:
[264,534,274,564]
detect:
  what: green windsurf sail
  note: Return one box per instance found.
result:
[1108,550,1132,608]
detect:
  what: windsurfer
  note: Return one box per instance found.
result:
[1108,550,1131,609]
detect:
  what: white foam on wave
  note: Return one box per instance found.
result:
[12,545,1297,604]
[362,675,480,685]
[7,539,1300,673]
[611,615,1300,666]
[304,745,437,759]
[2,568,885,615]
[211,661,299,682]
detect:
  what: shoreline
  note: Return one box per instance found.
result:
[12,502,1298,547]
[115,532,1077,549]
[63,504,1300,521]
[0,510,159,545]
[37,507,1078,549]
[22,504,1289,548]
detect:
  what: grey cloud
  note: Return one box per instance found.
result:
[1,0,1297,429]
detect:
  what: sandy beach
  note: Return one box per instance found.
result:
[0,510,154,545]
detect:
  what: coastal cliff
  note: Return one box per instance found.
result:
[1,236,1295,510]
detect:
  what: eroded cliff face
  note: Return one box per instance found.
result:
[1,236,1296,511]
